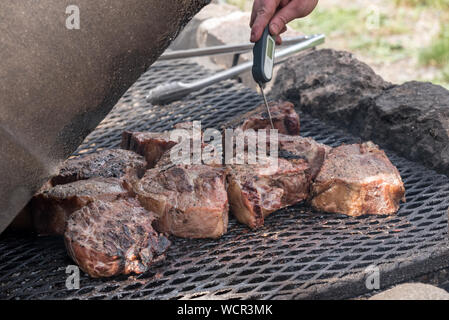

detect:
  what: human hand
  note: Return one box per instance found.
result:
[250,0,318,44]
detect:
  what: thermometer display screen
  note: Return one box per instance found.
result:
[267,37,274,59]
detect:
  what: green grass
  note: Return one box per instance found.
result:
[420,25,449,66]
[223,0,449,87]
[288,7,361,36]
[420,24,449,82]
[224,0,251,11]
[288,7,412,62]
[394,0,449,8]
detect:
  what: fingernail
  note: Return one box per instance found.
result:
[250,30,256,42]
[270,23,280,35]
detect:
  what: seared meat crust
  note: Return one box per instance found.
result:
[51,149,145,186]
[310,142,405,216]
[32,177,128,235]
[133,165,229,239]
[240,101,300,135]
[227,157,310,229]
[65,198,170,278]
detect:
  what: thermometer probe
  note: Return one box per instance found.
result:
[252,26,276,129]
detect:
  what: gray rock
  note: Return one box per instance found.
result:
[352,81,449,175]
[272,49,449,176]
[369,283,449,300]
[169,2,239,51]
[272,49,392,126]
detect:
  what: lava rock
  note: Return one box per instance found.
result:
[351,81,449,175]
[272,49,449,176]
[271,49,392,127]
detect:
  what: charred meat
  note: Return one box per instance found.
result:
[51,149,146,186]
[122,129,217,169]
[132,165,228,239]
[32,177,128,235]
[64,198,170,278]
[239,101,300,135]
[279,135,331,180]
[121,131,177,168]
[227,157,310,229]
[155,141,223,168]
[310,142,406,216]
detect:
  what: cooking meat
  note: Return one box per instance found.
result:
[239,101,300,135]
[155,142,223,168]
[279,135,331,179]
[310,142,406,216]
[50,149,146,186]
[227,157,310,229]
[64,198,170,278]
[31,177,128,235]
[121,128,207,168]
[132,165,228,239]
[121,131,177,168]
[122,129,221,169]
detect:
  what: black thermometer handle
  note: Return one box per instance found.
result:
[252,26,275,84]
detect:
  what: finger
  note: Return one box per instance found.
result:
[269,0,318,36]
[280,25,287,34]
[250,0,281,42]
[250,0,262,27]
[280,0,290,7]
[275,34,282,45]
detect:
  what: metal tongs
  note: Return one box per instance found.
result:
[147,34,325,105]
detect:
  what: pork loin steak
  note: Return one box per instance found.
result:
[240,101,300,135]
[227,157,310,229]
[31,177,128,235]
[279,135,331,180]
[310,142,406,216]
[121,131,177,168]
[65,198,170,278]
[51,149,146,186]
[133,165,229,239]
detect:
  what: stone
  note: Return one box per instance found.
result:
[351,81,449,175]
[271,49,392,127]
[169,2,239,51]
[369,283,449,300]
[272,48,449,176]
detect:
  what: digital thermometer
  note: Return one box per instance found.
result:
[252,26,276,84]
[252,26,276,129]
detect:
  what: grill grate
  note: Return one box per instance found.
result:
[1,60,449,300]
